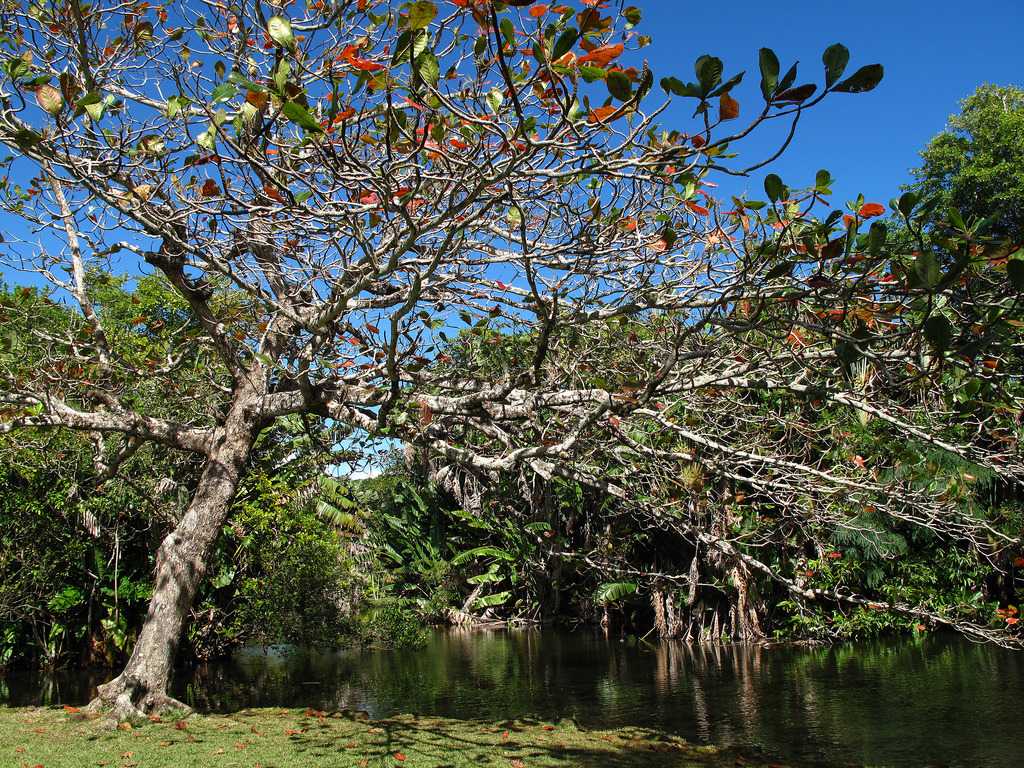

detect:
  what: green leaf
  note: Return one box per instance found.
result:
[1008,253,1024,291]
[833,64,884,93]
[281,101,323,133]
[211,82,237,104]
[486,87,504,115]
[552,28,578,61]
[408,0,437,30]
[914,251,942,288]
[451,546,516,566]
[196,125,217,151]
[500,18,515,46]
[267,15,295,50]
[694,54,723,95]
[815,169,832,193]
[473,590,511,609]
[606,70,632,101]
[758,47,780,100]
[868,221,887,255]
[579,65,607,82]
[594,581,638,604]
[897,191,918,218]
[415,51,440,86]
[777,62,798,94]
[228,71,265,92]
[923,315,953,351]
[822,43,850,88]
[774,83,816,103]
[660,76,701,98]
[709,70,744,97]
[764,173,784,203]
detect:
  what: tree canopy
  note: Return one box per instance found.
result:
[0,0,1020,721]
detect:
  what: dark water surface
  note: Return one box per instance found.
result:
[2,630,1022,767]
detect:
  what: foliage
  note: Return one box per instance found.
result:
[911,84,1024,242]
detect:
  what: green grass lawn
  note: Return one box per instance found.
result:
[0,705,789,768]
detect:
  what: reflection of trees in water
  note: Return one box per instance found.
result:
[4,633,1024,767]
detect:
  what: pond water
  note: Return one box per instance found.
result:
[2,630,1022,767]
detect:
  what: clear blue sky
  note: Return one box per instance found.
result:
[639,0,1023,206]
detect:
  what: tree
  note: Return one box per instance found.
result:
[911,84,1024,243]
[0,0,1017,720]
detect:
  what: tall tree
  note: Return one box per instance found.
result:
[0,0,1018,721]
[911,84,1024,242]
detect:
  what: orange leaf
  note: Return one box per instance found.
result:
[394,753,407,762]
[263,184,285,203]
[719,92,739,121]
[858,202,885,218]
[344,47,385,72]
[578,43,623,67]
[529,4,548,16]
[246,90,269,109]
[587,105,618,123]
[685,200,709,216]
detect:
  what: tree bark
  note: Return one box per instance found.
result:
[88,381,263,719]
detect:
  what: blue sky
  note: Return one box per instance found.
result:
[640,0,1023,207]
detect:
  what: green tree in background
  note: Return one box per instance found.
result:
[911,84,1024,242]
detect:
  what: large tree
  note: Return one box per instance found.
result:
[911,83,1024,243]
[0,0,1019,719]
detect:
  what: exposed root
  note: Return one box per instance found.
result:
[86,674,192,726]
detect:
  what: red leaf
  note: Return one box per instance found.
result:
[201,179,220,197]
[529,4,548,16]
[719,92,740,121]
[587,105,618,124]
[577,43,623,67]
[685,200,709,217]
[858,202,885,219]
[263,184,285,203]
[394,753,407,762]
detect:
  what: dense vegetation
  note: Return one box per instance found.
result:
[0,0,1020,736]
[3,79,1023,667]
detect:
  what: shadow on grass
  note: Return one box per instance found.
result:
[2,706,777,768]
[271,708,754,767]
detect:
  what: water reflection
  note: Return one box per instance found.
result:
[2,631,1022,767]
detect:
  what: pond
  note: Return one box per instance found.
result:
[2,630,1022,767]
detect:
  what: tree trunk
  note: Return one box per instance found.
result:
[88,383,262,720]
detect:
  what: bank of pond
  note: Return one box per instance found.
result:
[2,630,1022,767]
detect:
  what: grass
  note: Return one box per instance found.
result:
[0,705,791,768]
